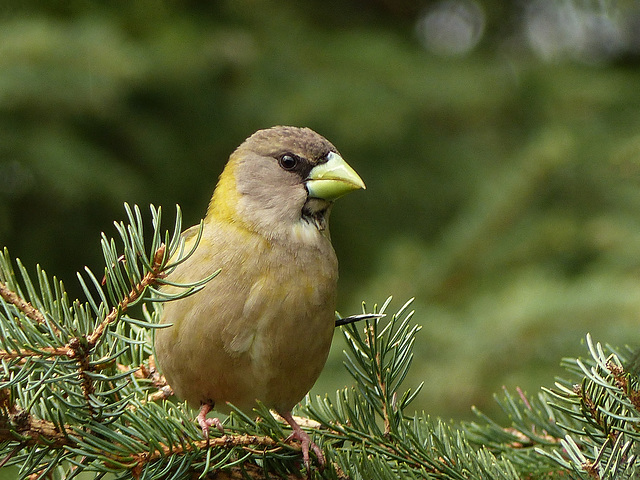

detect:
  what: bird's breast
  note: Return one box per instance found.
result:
[155,220,338,412]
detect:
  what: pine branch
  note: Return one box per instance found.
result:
[4,203,640,479]
[0,406,70,449]
[466,334,640,479]
[87,243,166,348]
[0,401,289,477]
[0,201,533,479]
[0,204,219,478]
[0,200,510,480]
[0,241,168,420]
[308,299,525,479]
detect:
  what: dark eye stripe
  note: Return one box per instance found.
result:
[277,153,317,180]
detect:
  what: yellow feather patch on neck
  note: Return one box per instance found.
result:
[207,159,240,223]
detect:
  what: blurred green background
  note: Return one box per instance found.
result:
[2,0,640,430]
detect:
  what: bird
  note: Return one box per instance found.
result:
[154,126,365,470]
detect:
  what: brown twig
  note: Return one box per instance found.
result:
[117,356,174,403]
[79,244,166,415]
[0,273,67,365]
[0,345,74,361]
[131,434,283,466]
[364,322,392,437]
[0,280,47,326]
[0,409,71,449]
[129,434,291,479]
[376,352,392,437]
[87,244,166,349]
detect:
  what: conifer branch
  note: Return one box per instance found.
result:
[0,246,166,363]
[4,204,640,479]
[87,244,166,349]
[118,355,174,402]
[0,407,71,449]
[0,242,169,419]
[129,434,283,475]
[0,399,291,479]
[607,361,640,411]
[0,346,73,361]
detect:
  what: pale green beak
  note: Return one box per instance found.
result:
[306,152,366,201]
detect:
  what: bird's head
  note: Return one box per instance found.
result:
[208,126,365,243]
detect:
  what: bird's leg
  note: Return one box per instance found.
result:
[197,402,224,442]
[279,410,325,471]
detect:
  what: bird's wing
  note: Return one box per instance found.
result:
[220,275,272,356]
[181,224,202,249]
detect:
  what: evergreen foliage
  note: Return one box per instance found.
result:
[2,205,640,479]
[466,334,640,479]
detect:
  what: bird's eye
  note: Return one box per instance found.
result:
[279,154,298,171]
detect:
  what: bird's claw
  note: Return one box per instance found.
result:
[280,411,325,472]
[197,403,224,443]
[286,429,325,471]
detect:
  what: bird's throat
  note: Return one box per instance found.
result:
[301,198,331,232]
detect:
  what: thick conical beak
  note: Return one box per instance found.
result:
[305,152,366,201]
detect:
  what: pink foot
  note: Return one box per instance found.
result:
[279,411,325,471]
[197,403,224,442]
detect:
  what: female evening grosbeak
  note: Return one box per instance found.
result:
[154,126,365,469]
